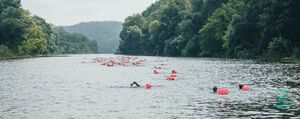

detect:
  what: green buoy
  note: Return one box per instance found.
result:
[273,89,293,110]
[273,104,292,110]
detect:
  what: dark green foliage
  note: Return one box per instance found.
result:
[118,0,300,60]
[63,21,122,53]
[53,27,98,54]
[0,44,13,58]
[0,0,97,58]
[267,36,291,59]
[33,16,58,54]
[119,25,143,55]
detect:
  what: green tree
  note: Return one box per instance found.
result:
[267,36,291,59]
[119,25,143,55]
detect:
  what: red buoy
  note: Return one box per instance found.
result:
[172,70,177,74]
[146,84,152,89]
[242,86,250,91]
[154,70,158,74]
[167,76,175,80]
[217,89,229,95]
[171,73,177,77]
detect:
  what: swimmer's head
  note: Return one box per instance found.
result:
[239,84,244,89]
[213,86,218,93]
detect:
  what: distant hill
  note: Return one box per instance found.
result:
[63,21,123,53]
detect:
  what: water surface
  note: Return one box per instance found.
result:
[0,54,300,118]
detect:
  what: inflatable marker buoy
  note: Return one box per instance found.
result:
[239,84,250,91]
[171,73,177,77]
[242,86,250,91]
[154,70,158,74]
[273,104,292,110]
[167,76,175,80]
[146,84,152,89]
[217,89,229,95]
[172,70,177,74]
[213,86,229,95]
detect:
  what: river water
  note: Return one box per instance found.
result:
[0,54,299,119]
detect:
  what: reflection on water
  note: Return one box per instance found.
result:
[0,54,299,118]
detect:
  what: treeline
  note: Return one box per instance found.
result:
[118,0,300,59]
[63,21,122,53]
[0,0,97,58]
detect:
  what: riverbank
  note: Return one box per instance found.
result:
[117,53,300,64]
[0,54,68,60]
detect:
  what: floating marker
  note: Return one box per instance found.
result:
[217,89,229,95]
[172,70,177,74]
[154,70,158,74]
[167,76,175,80]
[146,84,152,89]
[171,73,177,77]
[242,86,250,91]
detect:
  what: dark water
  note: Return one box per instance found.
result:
[0,54,300,119]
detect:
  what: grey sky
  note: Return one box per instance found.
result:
[21,0,157,26]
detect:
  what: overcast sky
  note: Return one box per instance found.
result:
[21,0,157,26]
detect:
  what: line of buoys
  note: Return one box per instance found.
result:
[90,56,145,67]
[167,70,177,81]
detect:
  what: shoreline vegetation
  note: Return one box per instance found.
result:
[117,0,300,61]
[0,0,98,60]
[2,52,299,64]
[1,0,299,63]
[0,54,68,60]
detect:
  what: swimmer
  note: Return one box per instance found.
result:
[239,84,244,89]
[213,86,229,95]
[239,84,250,91]
[130,81,141,87]
[213,86,218,93]
[172,70,177,74]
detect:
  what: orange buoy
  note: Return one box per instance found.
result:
[242,86,250,91]
[217,89,229,95]
[146,84,152,89]
[172,70,177,74]
[167,76,175,80]
[171,73,177,77]
[239,84,250,91]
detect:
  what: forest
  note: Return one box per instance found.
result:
[118,0,300,60]
[63,21,122,53]
[0,0,98,59]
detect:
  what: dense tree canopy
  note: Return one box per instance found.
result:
[118,0,300,59]
[63,21,122,53]
[0,0,98,58]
